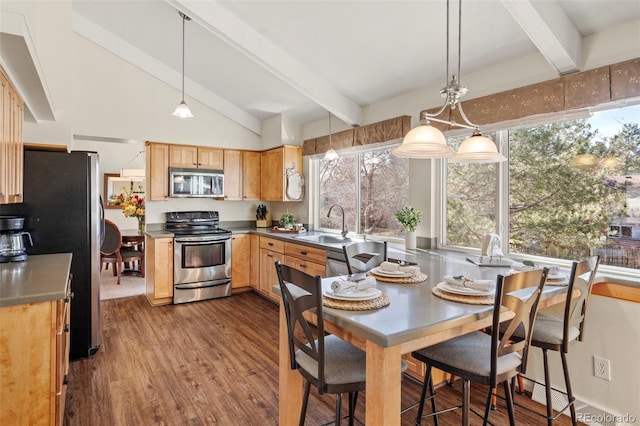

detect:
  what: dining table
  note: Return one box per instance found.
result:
[120,229,145,277]
[275,250,569,425]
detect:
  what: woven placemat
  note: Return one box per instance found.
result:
[323,293,390,311]
[367,271,428,284]
[431,286,494,305]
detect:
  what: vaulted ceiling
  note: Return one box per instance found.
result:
[12,1,640,134]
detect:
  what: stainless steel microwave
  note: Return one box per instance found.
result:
[169,168,224,198]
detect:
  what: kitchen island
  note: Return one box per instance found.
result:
[273,256,568,426]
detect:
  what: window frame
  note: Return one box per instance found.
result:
[311,141,407,244]
[438,102,640,279]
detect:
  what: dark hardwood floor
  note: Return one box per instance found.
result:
[64,292,579,425]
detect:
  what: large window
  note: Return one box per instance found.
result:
[317,146,409,238]
[444,104,640,270]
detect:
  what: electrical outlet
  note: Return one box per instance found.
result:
[593,356,611,381]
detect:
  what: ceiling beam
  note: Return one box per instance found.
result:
[501,0,582,75]
[72,11,263,135]
[169,0,363,127]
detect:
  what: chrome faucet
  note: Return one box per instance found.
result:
[327,204,348,238]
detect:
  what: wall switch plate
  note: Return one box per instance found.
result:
[593,356,611,381]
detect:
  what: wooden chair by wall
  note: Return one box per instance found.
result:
[100,219,144,285]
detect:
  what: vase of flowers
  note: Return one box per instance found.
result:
[115,183,146,234]
[395,206,422,250]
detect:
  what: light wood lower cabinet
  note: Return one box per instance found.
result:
[0,280,71,425]
[249,234,260,288]
[145,236,174,305]
[402,354,447,385]
[231,234,251,290]
[283,242,326,277]
[258,236,285,302]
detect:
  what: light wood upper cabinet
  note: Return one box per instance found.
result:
[170,145,223,169]
[198,147,224,169]
[223,149,243,201]
[231,234,251,288]
[0,65,24,205]
[260,145,302,202]
[224,149,261,201]
[146,142,170,201]
[242,150,261,200]
[169,145,198,168]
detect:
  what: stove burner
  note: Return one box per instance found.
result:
[164,210,230,236]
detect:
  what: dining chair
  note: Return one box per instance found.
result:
[411,268,549,426]
[100,219,144,285]
[514,256,600,426]
[275,260,366,425]
[342,241,387,274]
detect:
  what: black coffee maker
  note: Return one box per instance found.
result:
[0,216,33,263]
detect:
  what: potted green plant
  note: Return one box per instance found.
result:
[395,207,422,249]
[279,213,296,230]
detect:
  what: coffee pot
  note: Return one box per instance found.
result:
[0,216,33,262]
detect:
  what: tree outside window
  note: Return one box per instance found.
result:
[444,104,640,270]
[318,146,409,238]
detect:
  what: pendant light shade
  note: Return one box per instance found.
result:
[173,101,193,118]
[172,12,193,118]
[450,131,506,163]
[323,111,339,161]
[324,148,339,161]
[394,0,505,163]
[393,118,454,158]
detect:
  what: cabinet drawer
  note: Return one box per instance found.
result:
[284,242,326,265]
[260,237,284,253]
[284,255,325,277]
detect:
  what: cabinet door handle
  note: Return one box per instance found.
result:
[299,264,305,268]
[300,250,307,255]
[267,254,272,258]
[268,242,274,246]
[64,324,70,332]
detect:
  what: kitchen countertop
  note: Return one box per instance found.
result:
[0,253,72,307]
[148,226,639,286]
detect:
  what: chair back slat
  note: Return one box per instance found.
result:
[564,256,600,351]
[491,268,548,385]
[342,241,387,274]
[275,261,327,390]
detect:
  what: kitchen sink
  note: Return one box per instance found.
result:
[294,234,352,244]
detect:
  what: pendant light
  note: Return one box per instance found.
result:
[324,111,339,161]
[394,0,505,163]
[172,11,193,118]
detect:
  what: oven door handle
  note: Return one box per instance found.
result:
[175,236,230,244]
[175,280,231,290]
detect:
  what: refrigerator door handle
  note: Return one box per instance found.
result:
[99,195,105,246]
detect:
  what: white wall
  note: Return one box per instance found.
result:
[526,294,640,422]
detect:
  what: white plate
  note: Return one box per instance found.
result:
[437,282,494,296]
[370,267,414,278]
[323,288,382,301]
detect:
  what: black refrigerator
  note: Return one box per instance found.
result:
[1,149,103,359]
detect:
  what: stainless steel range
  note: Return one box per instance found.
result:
[165,211,232,304]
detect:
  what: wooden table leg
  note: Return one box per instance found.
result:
[279,301,303,425]
[366,341,402,425]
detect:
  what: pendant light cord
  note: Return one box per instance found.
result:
[329,111,333,148]
[181,13,186,101]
